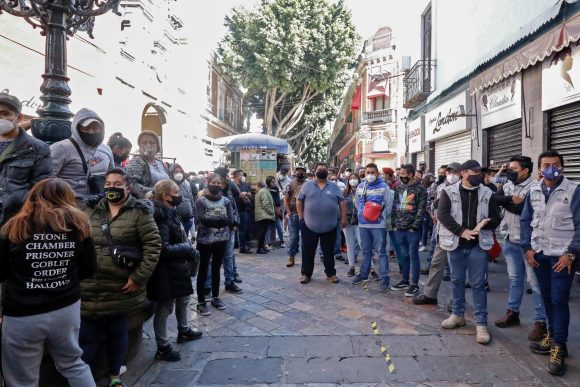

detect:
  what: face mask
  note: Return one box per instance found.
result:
[399,176,410,184]
[467,174,483,187]
[241,176,246,183]
[208,185,221,195]
[169,195,182,206]
[143,145,157,157]
[173,173,184,183]
[104,187,126,203]
[296,172,305,179]
[366,175,377,183]
[541,165,562,180]
[437,175,446,184]
[349,179,359,187]
[345,172,351,178]
[0,118,16,135]
[446,175,460,184]
[316,170,328,179]
[278,173,286,180]
[329,180,337,184]
[113,153,128,164]
[79,130,104,147]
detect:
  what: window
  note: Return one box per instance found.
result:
[422,4,432,63]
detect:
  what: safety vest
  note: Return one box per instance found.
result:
[500,176,536,243]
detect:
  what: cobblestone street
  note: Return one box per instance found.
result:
[122,244,580,386]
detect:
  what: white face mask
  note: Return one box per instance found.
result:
[366,174,377,183]
[173,173,184,182]
[143,145,157,157]
[278,173,286,180]
[446,174,460,184]
[241,176,246,183]
[0,118,16,135]
[349,179,359,187]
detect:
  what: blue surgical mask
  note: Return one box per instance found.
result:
[541,165,562,181]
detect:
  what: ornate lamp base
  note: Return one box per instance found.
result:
[31,117,71,144]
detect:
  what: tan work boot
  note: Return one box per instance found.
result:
[441,314,466,329]
[476,325,491,345]
[286,256,295,267]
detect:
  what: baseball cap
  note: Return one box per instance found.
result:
[460,160,483,172]
[446,162,462,172]
[295,164,307,171]
[279,166,289,173]
[79,118,102,127]
[0,93,22,113]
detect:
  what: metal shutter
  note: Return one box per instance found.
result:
[416,152,425,164]
[550,103,580,181]
[488,120,522,167]
[434,132,471,169]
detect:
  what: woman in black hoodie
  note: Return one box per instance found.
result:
[148,179,202,362]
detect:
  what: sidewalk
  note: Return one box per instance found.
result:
[121,242,580,386]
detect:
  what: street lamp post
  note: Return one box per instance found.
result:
[0,0,120,143]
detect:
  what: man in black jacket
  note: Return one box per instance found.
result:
[0,93,52,225]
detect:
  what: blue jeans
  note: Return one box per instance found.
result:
[206,231,237,287]
[288,214,301,257]
[343,224,360,266]
[534,252,577,345]
[395,230,421,284]
[182,217,194,236]
[334,223,342,256]
[504,240,546,322]
[448,246,488,325]
[238,211,251,250]
[80,315,128,376]
[388,230,403,268]
[267,218,284,243]
[359,227,390,285]
[420,214,432,246]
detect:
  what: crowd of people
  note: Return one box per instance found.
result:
[0,91,579,387]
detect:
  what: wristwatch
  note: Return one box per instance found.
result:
[564,249,577,262]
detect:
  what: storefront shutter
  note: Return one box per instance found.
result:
[549,102,580,181]
[488,120,522,167]
[434,132,471,170]
[415,152,425,165]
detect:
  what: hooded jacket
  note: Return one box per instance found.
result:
[50,109,114,201]
[354,176,392,228]
[169,164,195,221]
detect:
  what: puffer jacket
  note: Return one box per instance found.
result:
[81,196,161,318]
[125,154,169,199]
[50,108,114,201]
[0,128,52,225]
[147,201,194,301]
[255,187,275,222]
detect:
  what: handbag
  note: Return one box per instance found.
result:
[69,138,105,195]
[100,213,142,268]
[362,184,383,222]
[186,249,200,277]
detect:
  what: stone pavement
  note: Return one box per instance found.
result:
[122,241,580,386]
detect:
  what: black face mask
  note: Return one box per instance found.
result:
[169,195,182,206]
[296,173,305,180]
[79,130,105,147]
[104,187,126,203]
[399,176,410,184]
[316,170,328,179]
[208,185,221,195]
[506,169,519,183]
[113,153,128,164]
[467,175,483,187]
[437,175,446,184]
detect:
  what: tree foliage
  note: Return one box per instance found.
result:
[218,0,359,146]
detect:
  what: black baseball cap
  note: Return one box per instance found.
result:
[460,160,483,172]
[0,93,22,113]
[446,162,462,172]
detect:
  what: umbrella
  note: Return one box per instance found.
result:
[215,133,290,153]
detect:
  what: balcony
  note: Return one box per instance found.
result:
[362,109,396,125]
[403,60,436,109]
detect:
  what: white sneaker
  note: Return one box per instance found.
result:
[476,325,491,345]
[441,314,466,329]
[419,246,426,252]
[120,365,127,375]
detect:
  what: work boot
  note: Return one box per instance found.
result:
[548,344,568,376]
[441,314,466,329]
[286,256,295,267]
[528,321,548,342]
[412,294,437,305]
[300,274,311,284]
[326,275,339,283]
[530,334,552,355]
[476,325,491,345]
[177,328,203,344]
[155,345,181,362]
[494,309,520,328]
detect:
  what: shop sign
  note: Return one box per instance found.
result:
[479,73,521,128]
[1,87,42,116]
[542,44,580,110]
[407,117,422,153]
[425,92,468,141]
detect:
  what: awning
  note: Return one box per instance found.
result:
[367,71,390,99]
[470,6,580,95]
[351,85,361,109]
[214,133,290,153]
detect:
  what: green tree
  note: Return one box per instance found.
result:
[218,0,359,141]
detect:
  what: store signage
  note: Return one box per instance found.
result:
[542,44,580,110]
[425,92,468,141]
[407,117,422,154]
[479,73,521,128]
[1,88,42,115]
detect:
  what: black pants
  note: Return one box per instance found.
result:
[300,221,337,277]
[196,241,227,302]
[257,219,273,249]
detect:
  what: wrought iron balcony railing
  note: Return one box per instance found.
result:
[403,60,436,109]
[362,109,396,125]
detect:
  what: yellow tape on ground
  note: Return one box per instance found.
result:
[372,322,396,373]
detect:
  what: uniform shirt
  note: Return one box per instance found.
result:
[297,180,344,234]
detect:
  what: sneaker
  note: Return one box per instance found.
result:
[234,274,243,283]
[197,302,211,316]
[256,248,269,254]
[412,294,437,305]
[530,335,552,355]
[528,321,548,342]
[211,297,226,310]
[155,345,181,362]
[225,283,243,294]
[495,309,520,328]
[369,271,380,281]
[347,267,356,277]
[390,280,410,291]
[109,378,126,387]
[548,344,568,376]
[335,254,345,261]
[419,267,430,275]
[300,274,311,284]
[476,325,491,345]
[379,282,390,293]
[419,246,426,252]
[280,242,286,248]
[326,275,339,283]
[405,284,419,297]
[352,275,366,285]
[119,366,127,376]
[441,314,466,329]
[177,328,203,343]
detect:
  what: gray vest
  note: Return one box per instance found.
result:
[500,176,537,243]
[438,183,494,252]
[529,177,578,256]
